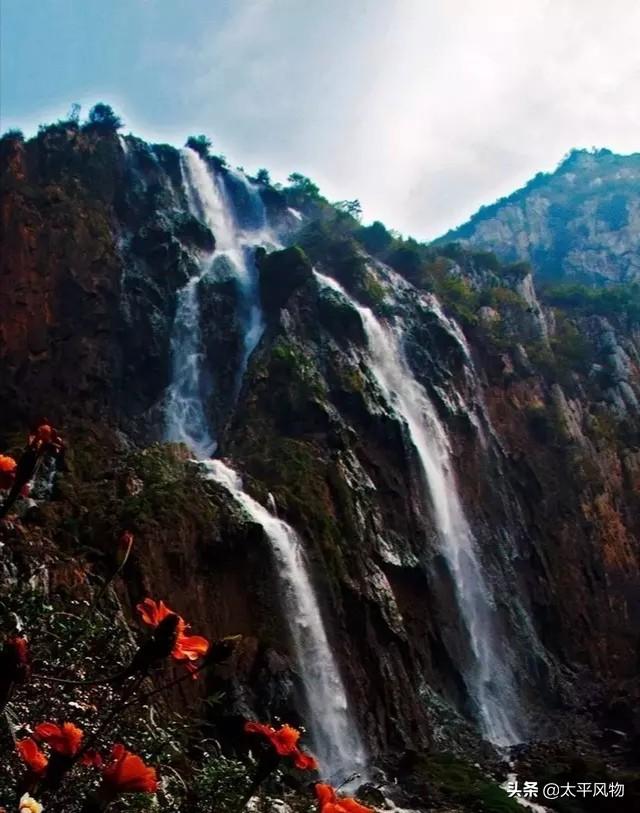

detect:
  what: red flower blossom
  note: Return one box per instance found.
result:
[1,636,31,685]
[137,598,173,628]
[0,455,16,490]
[245,721,300,755]
[17,739,48,775]
[137,598,209,674]
[99,744,157,797]
[294,750,318,770]
[34,722,83,757]
[315,783,374,813]
[27,423,64,456]
[33,425,53,445]
[244,721,318,771]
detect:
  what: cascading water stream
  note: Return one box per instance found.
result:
[315,271,522,746]
[164,148,222,456]
[164,153,366,778]
[202,459,367,780]
[223,168,272,380]
[165,149,272,454]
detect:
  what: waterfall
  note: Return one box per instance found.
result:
[118,134,129,157]
[223,168,272,377]
[164,148,224,456]
[315,271,522,746]
[165,149,271,454]
[165,151,366,779]
[202,459,368,780]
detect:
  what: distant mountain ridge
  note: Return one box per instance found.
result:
[437,148,640,284]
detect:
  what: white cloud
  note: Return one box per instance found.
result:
[7,0,640,239]
[167,0,640,239]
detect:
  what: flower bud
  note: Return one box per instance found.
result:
[0,636,31,710]
[116,531,134,568]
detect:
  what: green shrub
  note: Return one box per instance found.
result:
[185,135,212,157]
[1,127,24,142]
[387,243,423,281]
[190,756,252,811]
[356,220,393,255]
[361,270,386,306]
[489,286,527,310]
[84,102,123,132]
[542,282,640,322]
[414,753,521,813]
[435,275,479,327]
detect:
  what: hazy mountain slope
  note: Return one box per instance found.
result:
[438,148,640,284]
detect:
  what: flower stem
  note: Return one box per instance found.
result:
[74,673,145,765]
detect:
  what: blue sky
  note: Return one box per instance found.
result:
[2,0,639,238]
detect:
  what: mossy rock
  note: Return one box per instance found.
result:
[317,286,366,346]
[359,268,387,307]
[232,433,348,584]
[268,335,327,406]
[402,752,521,812]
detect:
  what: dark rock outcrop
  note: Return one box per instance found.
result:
[257,245,314,315]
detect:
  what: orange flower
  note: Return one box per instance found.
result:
[100,744,157,796]
[245,721,300,755]
[0,455,16,490]
[0,455,16,472]
[27,423,63,455]
[137,598,209,674]
[175,632,210,668]
[294,750,319,770]
[244,721,318,771]
[17,738,48,775]
[315,783,374,813]
[137,598,175,627]
[34,722,84,756]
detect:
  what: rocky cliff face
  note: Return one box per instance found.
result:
[438,148,640,284]
[1,122,640,793]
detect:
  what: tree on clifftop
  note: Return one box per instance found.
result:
[335,199,362,220]
[185,134,212,158]
[287,173,320,198]
[84,103,123,132]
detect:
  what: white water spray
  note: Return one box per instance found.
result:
[165,148,230,455]
[316,271,522,746]
[203,459,367,779]
[223,168,273,376]
[165,149,272,454]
